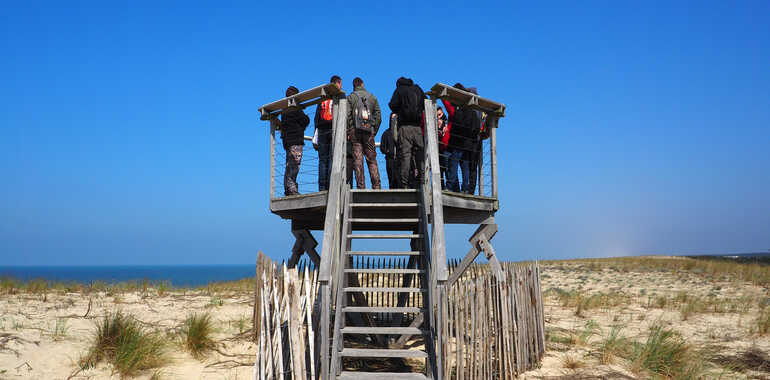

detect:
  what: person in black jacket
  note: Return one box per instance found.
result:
[388,77,427,188]
[279,86,310,196]
[379,113,400,189]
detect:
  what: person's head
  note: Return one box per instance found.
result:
[330,75,342,89]
[436,107,445,119]
[453,83,466,92]
[353,77,364,88]
[285,86,299,97]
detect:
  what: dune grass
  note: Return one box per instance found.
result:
[80,311,167,377]
[180,312,217,359]
[628,324,704,379]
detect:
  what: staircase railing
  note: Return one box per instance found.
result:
[420,99,448,380]
[317,98,349,380]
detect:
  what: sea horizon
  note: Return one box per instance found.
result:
[0,264,260,287]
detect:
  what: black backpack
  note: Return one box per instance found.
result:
[400,85,424,123]
[351,93,372,132]
[452,105,475,136]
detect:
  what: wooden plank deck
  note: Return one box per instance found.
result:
[271,189,498,229]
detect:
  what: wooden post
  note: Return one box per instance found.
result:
[269,118,277,200]
[490,119,498,199]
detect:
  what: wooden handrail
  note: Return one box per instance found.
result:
[318,99,348,282]
[423,100,448,282]
[258,83,345,120]
[427,83,505,117]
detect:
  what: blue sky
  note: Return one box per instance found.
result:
[1,1,768,265]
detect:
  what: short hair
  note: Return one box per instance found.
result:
[353,77,364,87]
[330,75,341,84]
[285,86,299,97]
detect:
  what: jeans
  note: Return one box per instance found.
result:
[439,150,449,190]
[317,129,332,191]
[446,148,469,193]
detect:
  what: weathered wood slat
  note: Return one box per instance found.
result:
[341,348,428,358]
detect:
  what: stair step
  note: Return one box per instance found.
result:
[338,372,427,380]
[346,251,421,256]
[342,326,423,335]
[340,348,427,359]
[348,234,422,239]
[344,287,425,293]
[343,306,424,313]
[350,189,417,193]
[351,203,418,208]
[349,218,420,223]
[345,268,425,274]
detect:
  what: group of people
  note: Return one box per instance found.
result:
[276,76,487,196]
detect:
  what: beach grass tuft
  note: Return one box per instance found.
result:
[629,323,704,378]
[181,312,217,359]
[80,311,166,377]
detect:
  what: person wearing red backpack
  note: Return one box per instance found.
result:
[313,75,342,191]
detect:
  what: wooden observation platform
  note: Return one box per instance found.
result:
[258,83,514,380]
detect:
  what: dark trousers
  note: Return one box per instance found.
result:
[350,129,381,189]
[439,150,449,190]
[446,148,470,193]
[385,155,400,189]
[397,125,424,189]
[317,129,332,191]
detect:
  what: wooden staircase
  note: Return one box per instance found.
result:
[331,189,432,380]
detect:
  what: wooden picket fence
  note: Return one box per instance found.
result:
[252,254,544,380]
[252,253,319,380]
[442,262,546,379]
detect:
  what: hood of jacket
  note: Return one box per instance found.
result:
[396,77,414,87]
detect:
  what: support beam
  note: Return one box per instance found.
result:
[447,223,498,287]
[287,229,321,268]
[392,313,424,348]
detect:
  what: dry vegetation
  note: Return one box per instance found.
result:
[522,256,770,380]
[1,255,769,379]
[0,277,256,379]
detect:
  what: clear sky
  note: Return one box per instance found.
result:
[2,1,768,265]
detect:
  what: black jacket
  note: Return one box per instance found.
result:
[380,127,397,158]
[447,105,480,151]
[279,109,310,148]
[388,77,426,126]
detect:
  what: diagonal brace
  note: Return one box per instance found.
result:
[287,229,321,268]
[447,223,505,287]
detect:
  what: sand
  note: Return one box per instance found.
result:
[2,258,769,379]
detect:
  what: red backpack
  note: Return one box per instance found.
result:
[320,100,333,121]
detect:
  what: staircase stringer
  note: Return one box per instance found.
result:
[329,187,351,378]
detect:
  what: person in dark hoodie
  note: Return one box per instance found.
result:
[466,86,483,195]
[347,77,382,189]
[379,112,400,189]
[313,75,342,191]
[388,77,426,188]
[442,83,478,193]
[280,86,310,196]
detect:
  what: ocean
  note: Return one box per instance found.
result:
[0,265,256,287]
